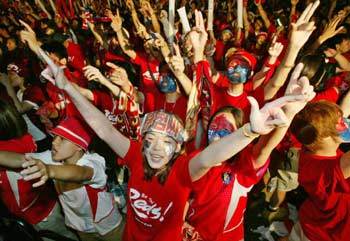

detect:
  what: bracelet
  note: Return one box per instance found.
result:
[242,123,260,139]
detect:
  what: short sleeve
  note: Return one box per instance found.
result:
[177,150,202,187]
[29,150,55,165]
[118,140,142,171]
[77,153,107,188]
[234,145,269,186]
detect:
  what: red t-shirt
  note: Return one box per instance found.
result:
[311,87,339,103]
[131,52,161,112]
[121,141,199,241]
[298,150,350,241]
[0,134,57,224]
[211,80,265,121]
[92,90,140,140]
[154,94,188,123]
[187,145,269,241]
[66,41,86,72]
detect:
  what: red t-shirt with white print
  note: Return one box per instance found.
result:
[0,134,57,224]
[187,145,269,241]
[120,141,199,241]
[92,90,140,140]
[131,52,161,112]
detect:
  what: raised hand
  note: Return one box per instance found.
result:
[291,0,299,6]
[19,20,41,53]
[21,155,49,188]
[188,10,208,63]
[126,0,135,11]
[110,9,123,32]
[283,63,315,115]
[106,62,131,90]
[319,15,345,43]
[167,44,185,76]
[83,65,107,83]
[268,41,284,58]
[140,0,154,17]
[159,10,168,21]
[248,96,290,135]
[290,0,320,49]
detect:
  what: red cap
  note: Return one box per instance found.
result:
[51,118,92,151]
[227,50,257,70]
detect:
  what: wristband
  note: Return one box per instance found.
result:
[242,123,260,139]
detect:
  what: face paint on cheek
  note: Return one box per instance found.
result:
[157,75,177,93]
[336,118,350,143]
[226,63,250,84]
[163,142,175,157]
[208,114,235,143]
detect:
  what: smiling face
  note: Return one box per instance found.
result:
[143,132,180,169]
[51,135,82,162]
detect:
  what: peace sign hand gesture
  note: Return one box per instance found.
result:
[188,10,208,63]
[290,0,319,49]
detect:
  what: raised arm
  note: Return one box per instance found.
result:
[255,0,271,29]
[58,67,130,158]
[141,0,161,34]
[264,0,319,101]
[108,9,137,59]
[307,15,344,53]
[252,63,315,169]
[252,40,284,90]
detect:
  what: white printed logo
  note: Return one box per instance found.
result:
[130,188,173,223]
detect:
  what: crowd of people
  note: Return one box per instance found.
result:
[0,0,350,240]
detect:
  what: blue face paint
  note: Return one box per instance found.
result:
[226,64,250,84]
[337,118,350,143]
[208,129,232,144]
[157,74,177,93]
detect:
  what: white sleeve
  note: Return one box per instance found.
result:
[77,153,107,188]
[28,150,56,165]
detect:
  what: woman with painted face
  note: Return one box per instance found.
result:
[289,101,350,241]
[182,67,315,241]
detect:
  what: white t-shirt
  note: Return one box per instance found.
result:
[30,151,122,235]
